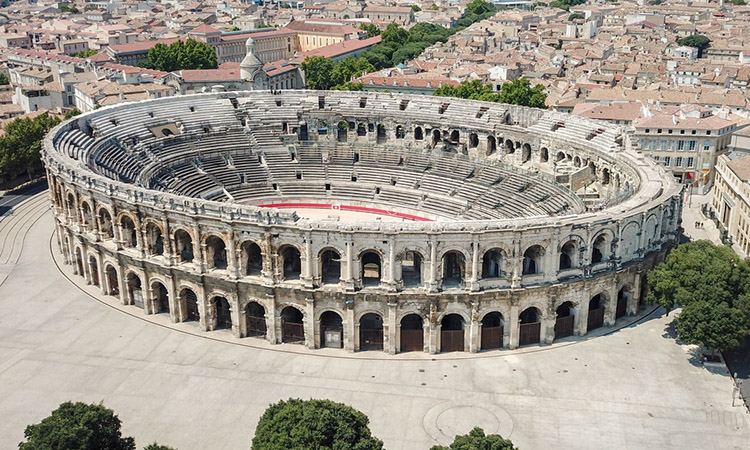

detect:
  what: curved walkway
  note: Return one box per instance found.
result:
[0,192,747,450]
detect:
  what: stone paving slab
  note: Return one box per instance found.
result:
[0,207,748,449]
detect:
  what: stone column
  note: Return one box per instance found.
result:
[165,274,178,323]
[229,291,241,338]
[629,272,642,315]
[578,287,591,335]
[508,304,520,349]
[387,300,398,355]
[604,284,617,326]
[200,243,208,273]
[469,301,479,353]
[196,282,210,331]
[385,238,397,291]
[265,293,277,344]
[303,233,314,288]
[428,302,438,354]
[162,218,172,266]
[468,236,480,291]
[305,297,315,349]
[427,236,438,293]
[345,299,355,352]
[344,238,355,291]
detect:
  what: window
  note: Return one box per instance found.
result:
[677,140,685,151]
[707,130,711,135]
[645,129,650,133]
[687,157,695,167]
[668,129,673,134]
[688,140,696,151]
[660,139,667,150]
[704,140,711,151]
[692,130,696,134]
[680,129,685,134]
[676,157,682,167]
[657,129,662,134]
[663,156,671,166]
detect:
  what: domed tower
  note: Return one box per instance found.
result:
[240,37,264,88]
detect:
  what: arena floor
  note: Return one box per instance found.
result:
[255,202,436,222]
[0,193,748,450]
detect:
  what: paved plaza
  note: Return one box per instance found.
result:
[0,193,748,449]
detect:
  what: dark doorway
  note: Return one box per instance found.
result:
[400,314,424,352]
[359,313,384,351]
[281,306,304,343]
[481,312,504,350]
[245,302,267,337]
[214,297,232,330]
[320,311,343,348]
[588,294,605,331]
[441,314,465,352]
[554,302,575,340]
[519,308,541,346]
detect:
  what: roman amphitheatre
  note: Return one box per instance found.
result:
[44,90,682,354]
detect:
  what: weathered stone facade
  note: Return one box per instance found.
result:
[43,91,683,355]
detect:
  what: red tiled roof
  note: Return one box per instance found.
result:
[100,62,167,78]
[107,38,181,55]
[190,24,220,34]
[2,48,84,64]
[179,68,242,81]
[298,36,381,59]
[263,60,298,77]
[220,27,295,42]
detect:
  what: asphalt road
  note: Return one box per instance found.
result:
[0,180,48,219]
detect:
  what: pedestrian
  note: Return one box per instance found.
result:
[701,356,707,368]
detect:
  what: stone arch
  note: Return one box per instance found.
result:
[440,313,465,353]
[399,249,424,288]
[143,220,164,256]
[319,310,344,348]
[150,280,169,314]
[204,234,228,270]
[240,240,263,276]
[504,139,515,154]
[119,214,137,248]
[173,228,194,262]
[66,191,77,220]
[359,312,384,351]
[432,129,441,145]
[441,250,466,287]
[88,254,99,287]
[104,264,119,296]
[469,132,478,148]
[245,301,267,337]
[522,245,545,275]
[278,245,302,280]
[360,250,381,286]
[556,151,566,162]
[521,143,531,163]
[574,156,581,167]
[540,147,549,162]
[480,311,504,350]
[319,247,341,284]
[591,230,614,264]
[587,292,608,331]
[449,129,460,143]
[178,287,200,322]
[97,207,114,239]
[80,199,94,231]
[644,214,659,249]
[337,121,348,142]
[376,124,386,143]
[559,239,578,270]
[602,167,611,185]
[400,313,424,353]
[357,123,367,136]
[617,283,634,319]
[280,305,305,343]
[125,271,143,307]
[396,125,405,139]
[211,295,232,330]
[414,126,423,140]
[481,248,506,278]
[487,135,497,155]
[554,301,575,340]
[74,246,84,277]
[519,307,542,346]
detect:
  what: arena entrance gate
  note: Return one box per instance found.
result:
[519,308,541,346]
[616,286,631,320]
[400,314,424,352]
[359,313,383,351]
[554,302,575,340]
[281,306,304,343]
[89,256,99,287]
[441,314,465,352]
[214,297,232,330]
[245,302,267,337]
[481,312,503,350]
[181,288,199,322]
[588,294,605,331]
[320,311,343,348]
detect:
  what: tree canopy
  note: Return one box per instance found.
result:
[301,55,375,91]
[73,49,98,58]
[677,35,711,57]
[430,427,516,450]
[0,113,60,182]
[19,401,135,450]
[569,12,585,21]
[435,79,547,108]
[251,399,383,450]
[0,72,8,85]
[359,23,381,38]
[647,240,750,353]
[139,39,218,72]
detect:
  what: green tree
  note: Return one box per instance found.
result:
[0,113,60,182]
[143,444,177,450]
[411,4,421,11]
[230,26,240,31]
[301,56,336,90]
[430,4,440,10]
[331,57,375,87]
[677,35,711,56]
[430,427,516,450]
[73,49,98,58]
[728,0,747,5]
[18,401,135,450]
[359,23,381,38]
[497,78,547,108]
[382,23,409,46]
[251,399,383,450]
[59,4,80,13]
[677,300,748,355]
[646,240,750,315]
[139,39,217,72]
[64,108,82,120]
[569,12,585,21]
[0,72,8,85]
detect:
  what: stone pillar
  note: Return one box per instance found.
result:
[304,297,315,349]
[469,302,479,353]
[428,302,438,354]
[229,291,241,338]
[468,237,480,291]
[117,264,128,306]
[629,272,642,314]
[344,238,355,291]
[542,313,556,344]
[345,299,355,352]
[387,300,397,354]
[226,233,238,279]
[115,223,124,250]
[508,304,520,349]
[604,285,617,326]
[165,275,178,323]
[262,234,274,284]
[385,238,397,291]
[196,283,210,331]
[200,243,208,273]
[303,233,314,288]
[578,288,591,335]
[427,236,438,293]
[265,293,277,344]
[162,219,172,266]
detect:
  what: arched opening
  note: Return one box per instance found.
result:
[357,123,367,136]
[98,209,113,239]
[180,288,199,321]
[120,216,137,248]
[401,250,422,288]
[242,241,263,276]
[205,235,227,270]
[588,160,596,176]
[320,311,343,348]
[487,135,497,155]
[213,296,231,330]
[449,130,459,143]
[126,273,143,308]
[617,285,632,319]
[559,241,576,270]
[337,121,347,142]
[414,126,423,140]
[245,301,267,337]
[395,125,405,139]
[554,302,575,340]
[105,265,118,296]
[587,294,605,331]
[504,139,515,154]
[161,128,173,136]
[88,255,99,287]
[481,312,504,350]
[540,147,549,162]
[441,314,465,352]
[523,245,544,275]
[442,251,465,288]
[66,193,76,220]
[376,124,386,143]
[81,202,93,231]
[320,249,341,284]
[591,234,608,264]
[279,246,301,280]
[521,143,531,163]
[359,313,383,351]
[481,249,504,279]
[574,156,581,167]
[360,251,381,286]
[602,168,611,185]
[519,307,541,346]
[75,247,84,277]
[400,314,424,352]
[174,230,194,263]
[556,151,566,162]
[281,306,304,343]
[145,222,164,256]
[152,282,169,314]
[469,132,478,148]
[432,129,441,145]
